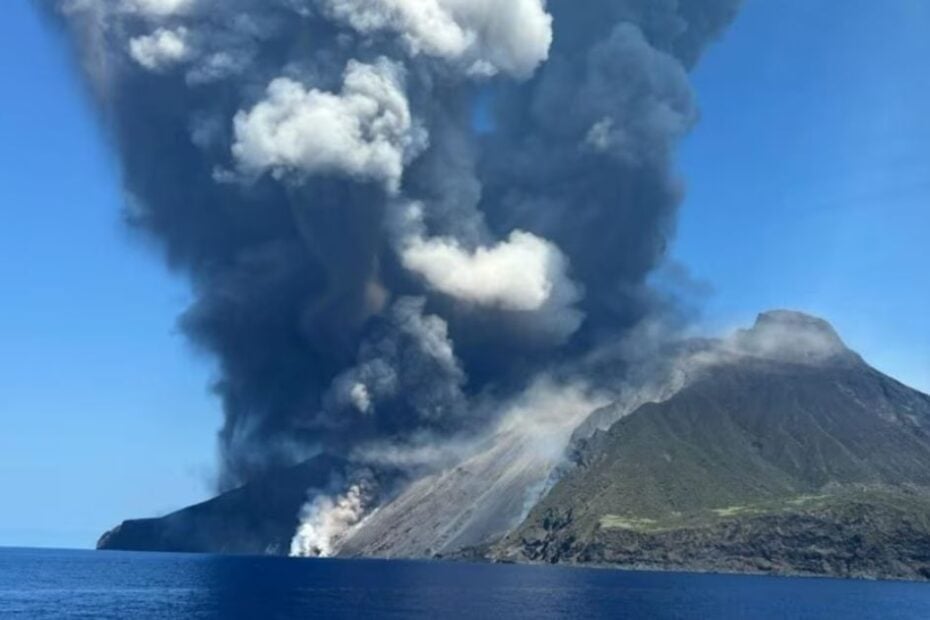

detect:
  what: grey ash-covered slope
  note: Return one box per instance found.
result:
[494,311,930,580]
[98,456,347,555]
[99,310,930,580]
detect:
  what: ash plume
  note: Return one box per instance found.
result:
[41,0,743,540]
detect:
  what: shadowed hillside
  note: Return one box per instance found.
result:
[98,456,349,555]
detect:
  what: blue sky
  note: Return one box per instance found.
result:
[1,1,927,549]
[675,0,930,392]
[1,2,219,547]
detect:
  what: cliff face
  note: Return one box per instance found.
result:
[493,313,930,580]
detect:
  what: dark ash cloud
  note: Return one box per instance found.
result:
[40,0,742,523]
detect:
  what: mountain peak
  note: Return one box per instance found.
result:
[498,312,930,580]
[754,309,840,334]
[732,309,851,364]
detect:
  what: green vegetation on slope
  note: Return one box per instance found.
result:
[495,345,930,580]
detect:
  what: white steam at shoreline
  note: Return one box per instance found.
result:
[290,482,373,558]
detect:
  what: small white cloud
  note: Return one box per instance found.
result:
[129,27,192,71]
[395,203,584,340]
[186,50,252,84]
[121,0,194,17]
[585,118,614,152]
[231,58,427,192]
[322,0,552,78]
[349,383,372,413]
[402,230,563,312]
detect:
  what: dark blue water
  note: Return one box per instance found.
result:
[2,548,930,619]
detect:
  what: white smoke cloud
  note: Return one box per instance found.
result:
[730,310,849,362]
[321,0,552,78]
[290,483,372,558]
[394,203,584,340]
[664,310,853,372]
[349,383,372,414]
[186,49,253,85]
[231,58,427,192]
[401,230,564,311]
[129,27,191,71]
[499,377,613,519]
[351,434,473,470]
[495,377,609,445]
[329,358,398,415]
[122,0,194,17]
[585,118,614,152]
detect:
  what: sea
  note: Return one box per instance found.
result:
[2,547,930,619]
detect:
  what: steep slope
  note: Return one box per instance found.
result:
[340,381,608,558]
[340,431,553,558]
[494,312,930,580]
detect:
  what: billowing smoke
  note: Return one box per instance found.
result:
[290,478,374,558]
[41,0,742,553]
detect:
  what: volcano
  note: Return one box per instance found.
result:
[100,311,930,579]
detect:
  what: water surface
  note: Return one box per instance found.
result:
[2,548,929,618]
